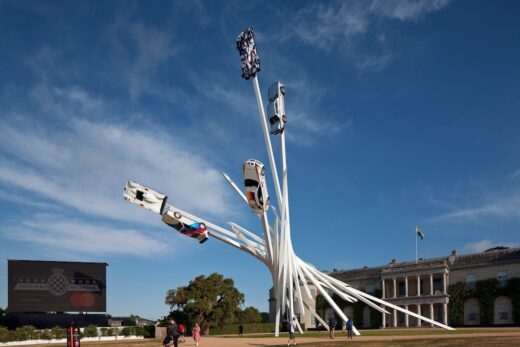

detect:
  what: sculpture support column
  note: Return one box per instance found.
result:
[405,305,409,327]
[393,308,397,327]
[382,305,386,328]
[417,305,422,327]
[443,303,448,325]
[430,303,434,326]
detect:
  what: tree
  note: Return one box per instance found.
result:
[260,312,270,323]
[165,273,244,335]
[238,307,261,324]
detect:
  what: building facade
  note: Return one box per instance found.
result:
[269,247,520,329]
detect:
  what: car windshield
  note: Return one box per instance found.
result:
[244,179,259,187]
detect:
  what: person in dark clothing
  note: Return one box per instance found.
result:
[166,319,180,347]
[239,324,244,336]
[346,319,354,340]
[328,316,337,339]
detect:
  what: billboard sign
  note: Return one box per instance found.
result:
[8,260,107,312]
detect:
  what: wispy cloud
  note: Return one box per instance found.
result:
[356,53,393,73]
[462,239,519,254]
[285,0,452,72]
[0,86,233,224]
[107,16,177,99]
[2,214,170,257]
[427,192,520,223]
[370,0,452,21]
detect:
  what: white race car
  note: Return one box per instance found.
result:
[123,180,168,215]
[243,159,270,214]
[267,81,287,135]
[161,210,209,244]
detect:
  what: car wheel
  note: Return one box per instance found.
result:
[261,167,265,176]
[282,115,287,123]
[200,223,206,229]
[174,211,181,219]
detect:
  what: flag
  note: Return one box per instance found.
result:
[416,226,425,239]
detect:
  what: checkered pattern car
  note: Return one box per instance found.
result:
[236,27,260,80]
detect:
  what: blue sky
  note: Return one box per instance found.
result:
[1,0,519,319]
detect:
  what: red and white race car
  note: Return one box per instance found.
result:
[161,210,209,244]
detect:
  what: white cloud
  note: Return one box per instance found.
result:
[462,239,519,254]
[0,86,233,226]
[107,17,176,99]
[286,0,452,72]
[370,0,452,21]
[290,2,369,49]
[2,214,170,257]
[356,53,393,73]
[427,192,520,223]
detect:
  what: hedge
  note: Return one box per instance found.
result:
[209,323,275,335]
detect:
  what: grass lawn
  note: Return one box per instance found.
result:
[272,335,520,347]
[235,327,520,338]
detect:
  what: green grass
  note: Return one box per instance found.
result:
[272,336,520,347]
[230,327,520,338]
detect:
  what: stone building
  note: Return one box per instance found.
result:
[269,247,520,329]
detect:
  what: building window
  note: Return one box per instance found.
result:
[467,273,476,289]
[399,282,406,296]
[497,270,508,287]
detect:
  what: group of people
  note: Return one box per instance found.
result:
[328,315,354,340]
[163,319,201,347]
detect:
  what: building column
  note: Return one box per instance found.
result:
[417,275,421,296]
[382,279,386,299]
[405,305,409,327]
[443,272,447,294]
[417,304,422,327]
[405,276,409,297]
[443,303,448,325]
[382,305,386,328]
[393,277,397,298]
[430,303,434,326]
[430,274,434,295]
[393,308,397,327]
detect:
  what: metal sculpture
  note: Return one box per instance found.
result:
[123,27,455,336]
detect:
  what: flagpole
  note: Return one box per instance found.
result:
[415,226,418,263]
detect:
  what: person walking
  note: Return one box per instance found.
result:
[287,317,296,346]
[192,323,201,346]
[166,319,180,347]
[346,319,354,340]
[328,315,336,339]
[178,323,185,342]
[238,324,244,336]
